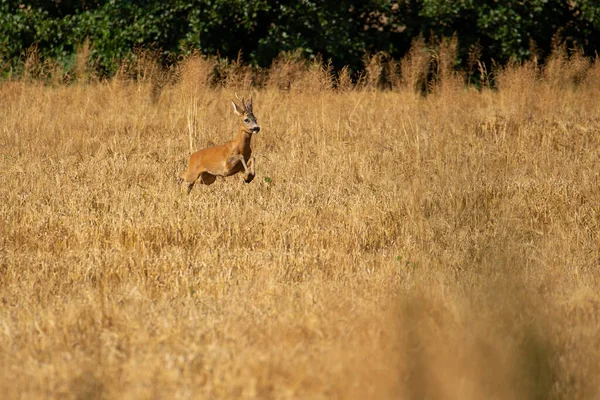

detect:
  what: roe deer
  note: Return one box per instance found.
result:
[179,96,260,194]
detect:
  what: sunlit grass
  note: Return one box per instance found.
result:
[1,45,600,399]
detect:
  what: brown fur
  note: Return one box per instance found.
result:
[179,97,259,194]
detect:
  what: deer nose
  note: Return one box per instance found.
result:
[252,126,260,133]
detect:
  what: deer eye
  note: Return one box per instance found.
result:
[244,118,250,123]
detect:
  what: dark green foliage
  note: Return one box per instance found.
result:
[413,0,600,64]
[249,0,405,71]
[0,0,599,77]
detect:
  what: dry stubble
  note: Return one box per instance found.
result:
[1,52,600,399]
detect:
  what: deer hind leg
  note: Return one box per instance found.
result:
[180,166,203,194]
[181,175,196,195]
[244,155,256,184]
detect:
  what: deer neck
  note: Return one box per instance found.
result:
[234,129,252,151]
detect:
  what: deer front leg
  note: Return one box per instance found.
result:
[227,154,250,175]
[244,155,256,183]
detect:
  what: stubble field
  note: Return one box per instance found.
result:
[2,49,600,399]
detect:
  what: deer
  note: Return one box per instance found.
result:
[179,96,260,194]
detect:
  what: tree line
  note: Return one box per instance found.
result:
[1,0,599,77]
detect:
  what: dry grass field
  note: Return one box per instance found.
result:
[2,46,600,399]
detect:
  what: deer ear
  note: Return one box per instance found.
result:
[245,97,253,113]
[232,101,243,116]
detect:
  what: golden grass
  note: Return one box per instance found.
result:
[2,49,600,399]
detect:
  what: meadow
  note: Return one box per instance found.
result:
[1,46,600,399]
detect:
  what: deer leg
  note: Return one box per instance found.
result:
[244,155,256,183]
[185,181,195,195]
[180,167,203,194]
[177,174,195,194]
[228,154,250,175]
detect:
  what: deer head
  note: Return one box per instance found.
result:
[232,95,260,135]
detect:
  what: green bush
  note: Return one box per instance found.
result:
[0,0,599,78]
